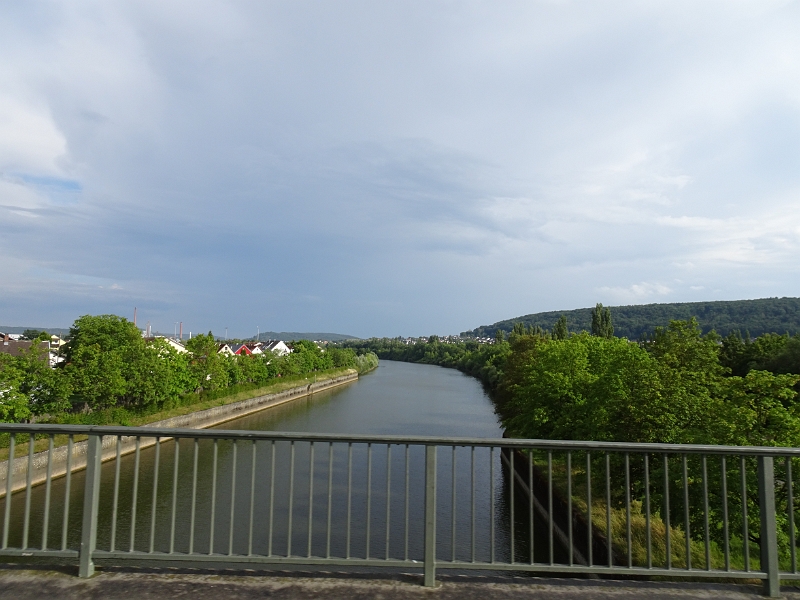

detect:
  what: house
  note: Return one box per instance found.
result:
[228,343,252,356]
[243,342,263,354]
[49,335,67,351]
[143,336,188,353]
[263,340,291,356]
[217,343,234,356]
[159,337,188,354]
[0,335,50,360]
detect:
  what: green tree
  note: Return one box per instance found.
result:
[64,344,127,409]
[16,342,71,415]
[552,315,568,340]
[186,332,228,391]
[22,329,48,341]
[63,314,144,410]
[764,335,800,376]
[64,315,142,363]
[715,370,800,447]
[500,334,693,444]
[124,339,193,409]
[590,303,614,338]
[0,354,32,422]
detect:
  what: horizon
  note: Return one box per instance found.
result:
[3,294,797,340]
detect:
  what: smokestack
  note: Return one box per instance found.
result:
[179,322,183,340]
[134,307,137,326]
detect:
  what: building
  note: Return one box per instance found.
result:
[143,336,188,353]
[263,340,291,356]
[0,335,50,360]
[228,343,253,356]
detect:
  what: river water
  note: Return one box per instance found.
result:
[3,361,549,565]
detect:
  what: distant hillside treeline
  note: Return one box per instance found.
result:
[464,297,800,339]
[253,332,359,342]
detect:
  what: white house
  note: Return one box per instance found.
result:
[263,340,291,356]
[144,336,188,353]
[217,343,234,356]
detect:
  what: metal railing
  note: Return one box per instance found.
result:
[1,423,799,596]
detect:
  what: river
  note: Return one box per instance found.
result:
[2,360,551,565]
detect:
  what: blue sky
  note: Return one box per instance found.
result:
[1,1,799,338]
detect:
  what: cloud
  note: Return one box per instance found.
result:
[1,1,799,336]
[597,282,673,304]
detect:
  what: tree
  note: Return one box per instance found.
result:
[22,329,48,341]
[63,315,145,410]
[124,339,192,409]
[0,354,32,422]
[186,332,228,391]
[591,303,614,338]
[715,370,800,447]
[288,339,327,373]
[64,315,142,363]
[552,315,568,340]
[16,342,71,415]
[764,336,800,376]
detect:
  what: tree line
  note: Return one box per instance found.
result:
[464,296,800,340]
[0,314,378,423]
[345,304,800,447]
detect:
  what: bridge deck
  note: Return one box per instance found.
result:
[0,567,796,599]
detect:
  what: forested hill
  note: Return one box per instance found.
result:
[253,332,359,342]
[463,297,800,339]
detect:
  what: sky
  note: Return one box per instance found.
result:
[1,1,800,338]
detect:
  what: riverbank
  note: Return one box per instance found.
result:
[0,368,359,496]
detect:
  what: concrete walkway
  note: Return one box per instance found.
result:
[2,567,800,599]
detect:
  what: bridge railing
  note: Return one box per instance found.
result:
[1,423,798,597]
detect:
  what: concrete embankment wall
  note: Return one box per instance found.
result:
[0,370,359,498]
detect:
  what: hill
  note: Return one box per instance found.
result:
[252,331,359,342]
[463,297,800,340]
[0,325,70,337]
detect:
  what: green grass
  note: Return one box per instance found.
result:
[528,452,763,577]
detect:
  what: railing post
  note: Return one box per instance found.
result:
[79,434,102,578]
[423,445,437,587]
[758,456,779,597]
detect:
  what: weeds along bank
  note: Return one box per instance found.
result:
[0,314,378,426]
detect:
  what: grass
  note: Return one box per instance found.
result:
[527,451,763,576]
[0,367,357,462]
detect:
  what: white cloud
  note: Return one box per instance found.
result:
[0,95,66,174]
[597,282,673,304]
[0,176,47,211]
